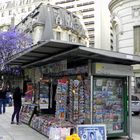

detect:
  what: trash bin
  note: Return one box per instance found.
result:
[66,134,80,140]
[66,127,80,140]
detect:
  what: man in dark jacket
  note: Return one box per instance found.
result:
[11,87,22,124]
[0,86,7,114]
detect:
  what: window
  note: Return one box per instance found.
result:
[28,7,32,12]
[69,34,72,42]
[82,8,94,13]
[66,0,75,2]
[134,26,140,54]
[56,32,61,40]
[66,5,74,9]
[1,12,4,17]
[83,14,94,19]
[110,45,113,51]
[21,8,25,13]
[77,4,82,7]
[135,77,140,93]
[9,10,12,15]
[84,21,94,25]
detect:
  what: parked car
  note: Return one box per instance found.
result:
[131,95,140,115]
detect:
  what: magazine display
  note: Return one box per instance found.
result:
[93,78,124,134]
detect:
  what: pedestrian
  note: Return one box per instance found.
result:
[6,86,13,107]
[0,85,7,114]
[11,87,22,125]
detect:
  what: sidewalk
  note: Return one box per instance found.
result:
[0,106,139,140]
[0,107,48,140]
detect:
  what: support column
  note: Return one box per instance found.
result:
[128,76,133,140]
[88,60,93,124]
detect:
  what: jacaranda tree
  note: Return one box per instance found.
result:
[0,28,32,70]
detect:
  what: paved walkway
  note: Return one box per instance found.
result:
[0,107,47,140]
[0,106,139,140]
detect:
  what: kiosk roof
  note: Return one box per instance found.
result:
[5,40,140,68]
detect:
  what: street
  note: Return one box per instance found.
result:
[132,115,140,136]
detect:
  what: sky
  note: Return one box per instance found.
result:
[0,0,10,2]
[0,0,12,3]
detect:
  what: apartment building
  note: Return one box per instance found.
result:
[54,0,111,49]
[54,0,94,47]
[0,0,52,30]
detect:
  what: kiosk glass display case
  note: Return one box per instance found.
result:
[92,77,127,135]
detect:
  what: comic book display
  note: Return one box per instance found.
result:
[67,78,91,124]
[93,78,124,134]
[29,76,91,139]
[20,104,37,124]
[30,114,74,139]
[83,79,91,124]
[29,78,73,140]
[55,79,68,120]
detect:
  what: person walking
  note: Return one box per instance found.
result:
[11,87,22,125]
[0,85,7,114]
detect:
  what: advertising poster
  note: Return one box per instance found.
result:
[77,124,106,140]
[39,82,49,109]
[25,84,33,103]
[40,94,49,109]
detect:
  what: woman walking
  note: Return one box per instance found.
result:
[11,87,22,125]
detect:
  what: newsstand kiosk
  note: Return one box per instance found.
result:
[88,62,132,139]
[7,41,139,140]
[23,61,133,140]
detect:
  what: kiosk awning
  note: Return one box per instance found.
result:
[5,40,140,68]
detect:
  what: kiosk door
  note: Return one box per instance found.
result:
[92,77,127,136]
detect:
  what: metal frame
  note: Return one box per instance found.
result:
[128,76,133,140]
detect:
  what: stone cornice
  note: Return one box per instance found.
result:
[109,0,134,12]
[32,22,45,28]
[109,0,124,11]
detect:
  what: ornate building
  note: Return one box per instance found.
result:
[14,4,89,47]
[109,0,140,96]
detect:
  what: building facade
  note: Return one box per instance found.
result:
[0,0,52,30]
[109,0,140,97]
[16,3,89,46]
[55,0,111,49]
[0,0,111,49]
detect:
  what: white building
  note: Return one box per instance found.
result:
[0,0,52,29]
[0,0,111,49]
[54,0,111,49]
[109,0,140,97]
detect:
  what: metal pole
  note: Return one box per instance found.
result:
[90,75,93,124]
[88,60,93,124]
[128,76,133,140]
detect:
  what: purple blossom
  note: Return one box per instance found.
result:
[1,65,23,76]
[0,28,32,66]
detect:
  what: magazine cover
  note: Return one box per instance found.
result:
[77,124,106,140]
